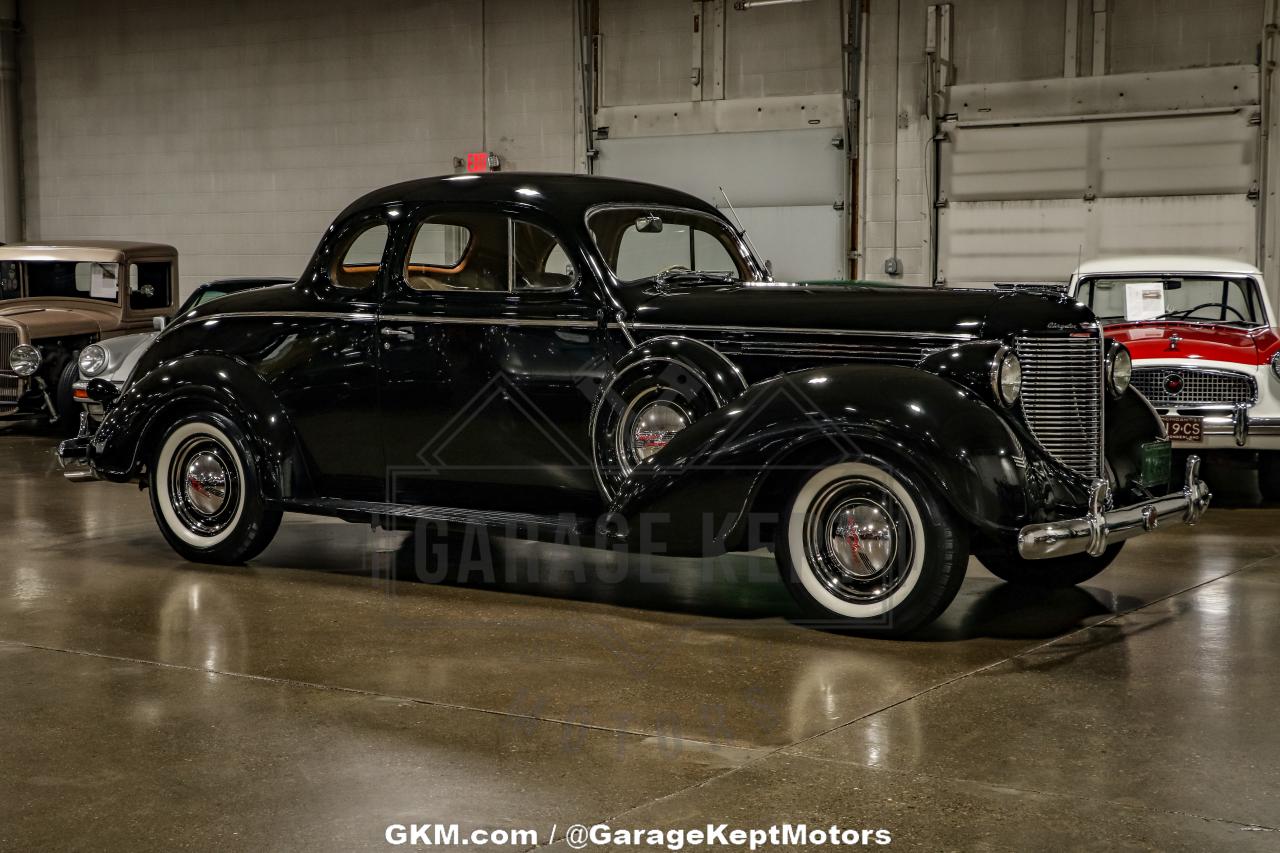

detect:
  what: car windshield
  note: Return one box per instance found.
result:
[587,206,760,284]
[0,260,121,303]
[1078,275,1265,327]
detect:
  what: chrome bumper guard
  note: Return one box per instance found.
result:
[56,412,100,483]
[1017,456,1211,560]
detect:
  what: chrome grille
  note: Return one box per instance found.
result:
[1131,367,1256,409]
[0,326,18,408]
[1016,332,1104,479]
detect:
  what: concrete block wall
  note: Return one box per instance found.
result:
[860,0,931,285]
[20,0,577,297]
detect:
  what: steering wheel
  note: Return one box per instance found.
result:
[1155,302,1246,322]
[658,264,691,276]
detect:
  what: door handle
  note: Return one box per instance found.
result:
[380,327,415,340]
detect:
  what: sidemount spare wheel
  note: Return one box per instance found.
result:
[775,458,970,636]
[149,413,282,565]
[590,337,748,501]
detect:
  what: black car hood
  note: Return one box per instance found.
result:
[618,281,1096,339]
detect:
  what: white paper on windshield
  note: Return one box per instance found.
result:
[89,263,119,299]
[1124,281,1164,321]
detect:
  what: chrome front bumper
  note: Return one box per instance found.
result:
[1191,406,1280,447]
[1017,456,1211,560]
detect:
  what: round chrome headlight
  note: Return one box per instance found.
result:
[1271,350,1280,381]
[78,344,108,378]
[8,344,40,377]
[1106,344,1132,397]
[992,349,1021,406]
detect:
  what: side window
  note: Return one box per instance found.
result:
[404,213,508,292]
[514,221,576,291]
[130,262,172,310]
[333,222,389,289]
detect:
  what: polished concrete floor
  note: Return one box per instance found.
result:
[3,427,1280,852]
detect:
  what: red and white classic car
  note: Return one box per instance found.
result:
[1069,256,1280,497]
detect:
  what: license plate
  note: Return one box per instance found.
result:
[1140,440,1172,489]
[1162,416,1203,443]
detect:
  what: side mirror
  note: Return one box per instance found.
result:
[152,316,167,332]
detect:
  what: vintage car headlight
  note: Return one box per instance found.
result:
[8,344,40,377]
[1106,344,1132,397]
[78,344,109,378]
[991,349,1021,406]
[1271,351,1280,381]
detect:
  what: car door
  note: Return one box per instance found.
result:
[378,204,614,514]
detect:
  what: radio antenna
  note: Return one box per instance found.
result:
[718,186,769,280]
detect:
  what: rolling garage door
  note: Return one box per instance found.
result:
[935,66,1261,287]
[594,126,848,282]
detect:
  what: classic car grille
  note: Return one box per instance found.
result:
[1015,332,1104,479]
[0,326,19,407]
[1130,367,1257,409]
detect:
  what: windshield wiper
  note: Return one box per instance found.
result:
[651,269,737,285]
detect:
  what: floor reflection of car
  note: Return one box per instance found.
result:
[1,241,177,431]
[60,174,1209,636]
[1069,256,1280,499]
[74,277,293,424]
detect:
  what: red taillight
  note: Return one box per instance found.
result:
[73,388,89,400]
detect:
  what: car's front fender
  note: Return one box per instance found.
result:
[89,353,311,499]
[604,365,1036,556]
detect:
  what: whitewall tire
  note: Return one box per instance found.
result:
[149,415,282,564]
[776,459,968,635]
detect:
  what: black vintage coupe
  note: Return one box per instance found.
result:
[60,173,1210,634]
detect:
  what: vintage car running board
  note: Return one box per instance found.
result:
[281,498,592,537]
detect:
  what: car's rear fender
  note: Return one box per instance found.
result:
[89,354,312,499]
[604,365,1036,556]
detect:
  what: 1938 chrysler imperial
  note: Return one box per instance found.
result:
[59,174,1210,634]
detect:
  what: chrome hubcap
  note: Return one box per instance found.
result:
[168,436,240,537]
[629,400,688,464]
[184,451,229,516]
[616,391,690,475]
[803,477,914,603]
[826,500,896,578]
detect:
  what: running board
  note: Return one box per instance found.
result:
[281,498,592,537]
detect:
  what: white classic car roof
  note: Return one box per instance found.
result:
[1073,255,1262,277]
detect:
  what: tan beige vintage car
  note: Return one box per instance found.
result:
[1,241,176,429]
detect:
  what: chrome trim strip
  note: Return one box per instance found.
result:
[170,311,622,332]
[630,322,976,340]
[380,314,603,329]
